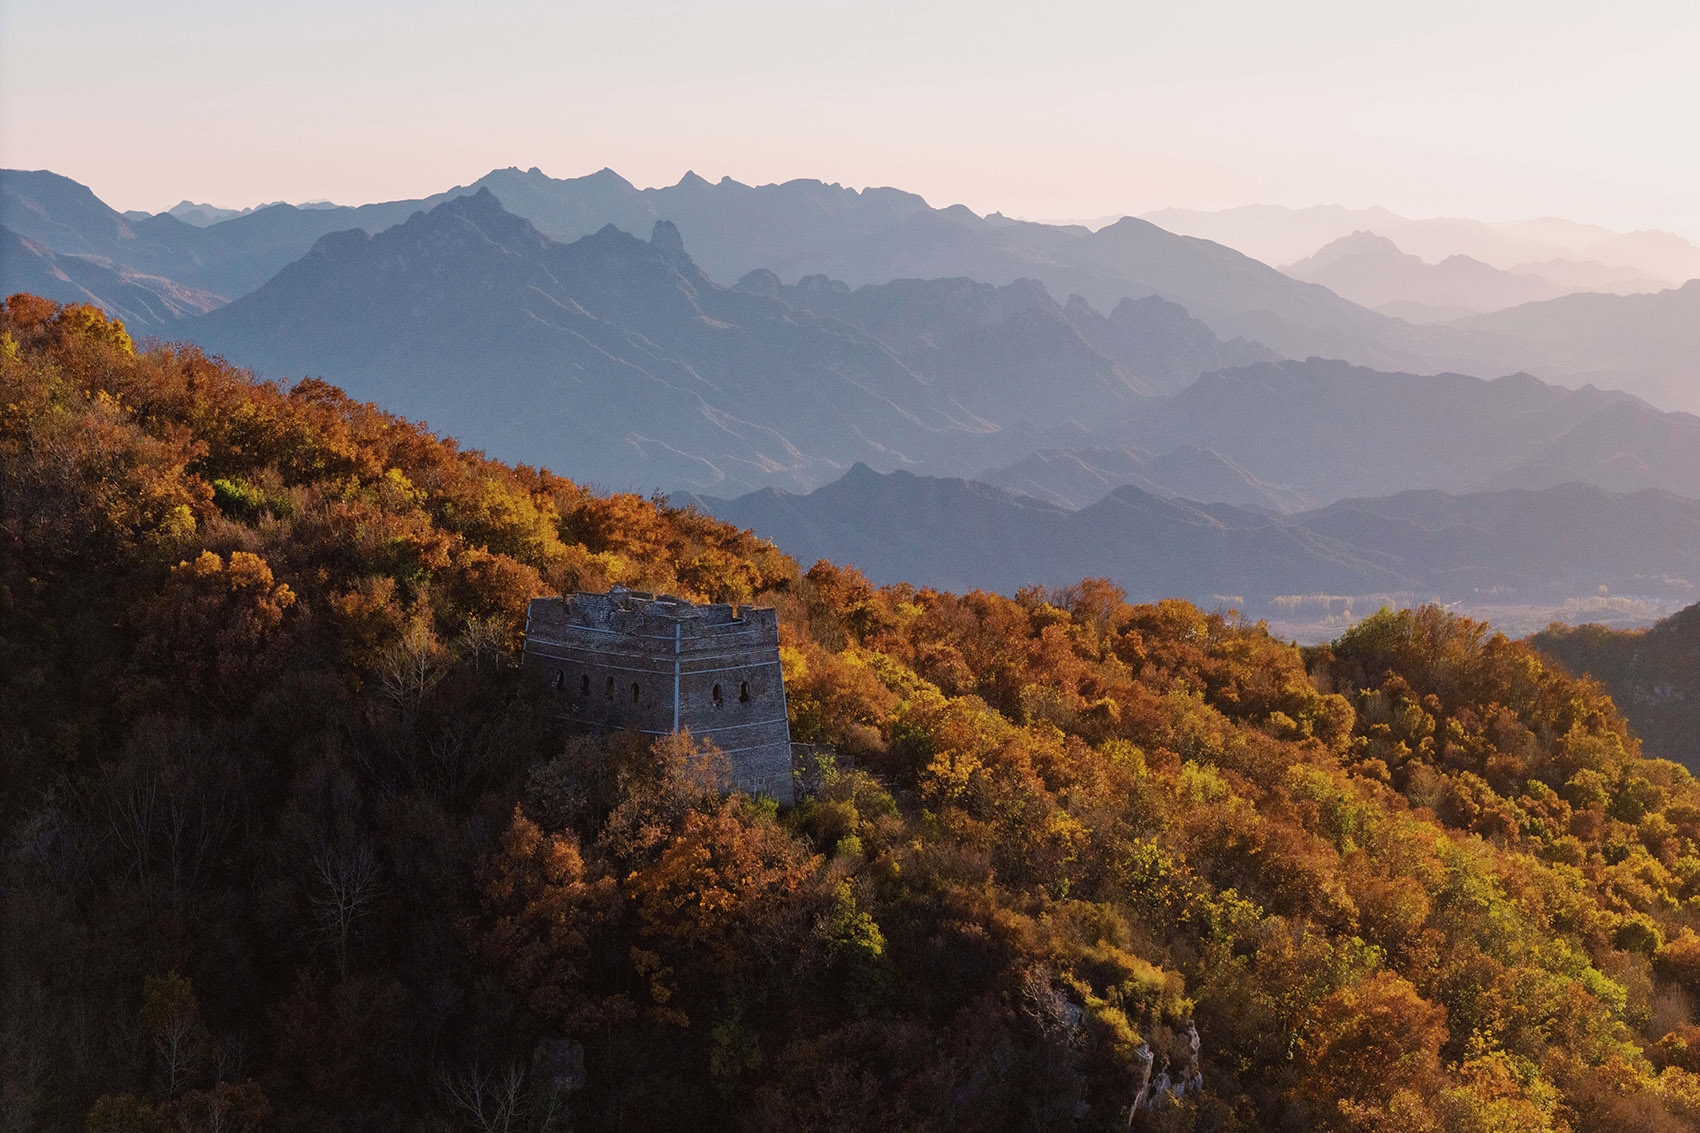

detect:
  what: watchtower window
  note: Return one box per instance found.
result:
[553,671,565,692]
[712,683,723,706]
[580,673,590,696]
[739,680,751,703]
[605,676,614,699]
[632,682,642,703]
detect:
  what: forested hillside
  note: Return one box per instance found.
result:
[9,296,1700,1131]
[1534,605,1700,771]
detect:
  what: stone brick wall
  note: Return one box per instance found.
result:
[523,589,795,802]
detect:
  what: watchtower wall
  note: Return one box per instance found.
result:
[522,590,794,801]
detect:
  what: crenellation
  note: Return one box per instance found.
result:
[522,587,796,802]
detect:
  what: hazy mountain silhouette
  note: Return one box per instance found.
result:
[908,357,1700,511]
[1146,204,1700,283]
[181,193,1700,509]
[979,444,1311,512]
[0,168,432,299]
[508,176,1439,374]
[1449,281,1700,413]
[733,271,1160,423]
[0,226,223,327]
[187,192,1374,495]
[163,198,342,227]
[989,214,1445,370]
[1483,400,1700,497]
[1508,258,1675,296]
[14,166,1695,418]
[165,200,250,226]
[1140,205,1411,268]
[692,466,1700,610]
[1,166,1509,379]
[190,190,1002,494]
[1079,359,1693,503]
[1300,483,1700,594]
[1283,231,1564,320]
[1059,294,1276,394]
[689,464,1399,600]
[1,170,173,265]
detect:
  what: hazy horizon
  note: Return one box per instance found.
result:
[4,0,1697,242]
[16,157,1700,251]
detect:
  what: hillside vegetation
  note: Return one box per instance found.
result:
[8,296,1700,1131]
[1534,606,1700,770]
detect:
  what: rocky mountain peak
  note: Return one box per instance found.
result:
[650,219,686,257]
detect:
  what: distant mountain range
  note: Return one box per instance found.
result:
[1283,231,1566,321]
[690,465,1700,619]
[192,191,970,493]
[730,273,1163,428]
[692,464,1398,600]
[1059,294,1277,395]
[156,198,342,227]
[8,166,1700,412]
[7,163,1700,513]
[1061,358,1700,504]
[1,169,452,305]
[191,190,1296,494]
[180,190,1700,505]
[1144,203,1700,284]
[980,444,1310,512]
[0,227,223,326]
[4,165,1435,370]
[1449,282,1700,414]
[733,271,1273,401]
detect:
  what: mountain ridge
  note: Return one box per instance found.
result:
[1080,358,1700,503]
[1283,231,1566,320]
[188,191,1347,496]
[691,464,1700,621]
[0,166,1521,380]
[1145,202,1700,282]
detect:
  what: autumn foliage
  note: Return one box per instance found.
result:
[7,297,1700,1131]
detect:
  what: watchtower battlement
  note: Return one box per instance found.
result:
[522,588,794,802]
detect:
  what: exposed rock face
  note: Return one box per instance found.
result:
[1180,1018,1204,1096]
[1127,1043,1154,1127]
[1130,1020,1203,1119]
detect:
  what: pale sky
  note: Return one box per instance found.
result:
[4,0,1698,240]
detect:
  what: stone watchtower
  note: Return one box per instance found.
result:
[522,589,795,802]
